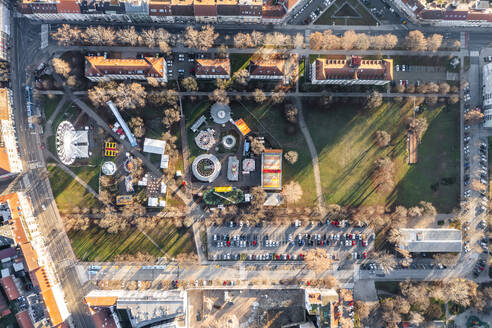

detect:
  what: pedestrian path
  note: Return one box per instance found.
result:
[295,97,325,214]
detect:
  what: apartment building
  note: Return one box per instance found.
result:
[85,56,167,82]
[0,1,10,61]
[19,0,292,22]
[311,56,393,86]
[1,192,71,327]
[195,58,230,79]
[249,55,298,85]
[85,289,186,327]
[0,89,23,180]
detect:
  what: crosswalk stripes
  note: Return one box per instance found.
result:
[460,32,466,49]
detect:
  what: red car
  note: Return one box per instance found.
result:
[227,240,230,247]
[321,240,324,246]
[223,281,227,286]
[253,240,257,246]
[362,240,367,247]
[287,254,290,260]
[363,252,367,259]
[349,234,353,240]
[276,255,280,260]
[352,240,356,246]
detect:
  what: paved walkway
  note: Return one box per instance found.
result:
[46,152,99,197]
[38,89,458,98]
[295,97,325,214]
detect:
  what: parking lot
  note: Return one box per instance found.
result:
[166,53,212,80]
[393,64,449,86]
[207,221,374,262]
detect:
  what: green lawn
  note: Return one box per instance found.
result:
[51,101,79,134]
[68,223,196,261]
[47,164,100,212]
[43,95,62,120]
[70,165,101,192]
[183,99,317,206]
[303,100,459,212]
[230,53,252,73]
[315,0,377,25]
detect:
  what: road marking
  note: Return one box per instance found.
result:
[470,51,479,57]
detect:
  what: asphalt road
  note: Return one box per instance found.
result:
[11,18,95,328]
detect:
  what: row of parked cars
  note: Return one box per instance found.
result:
[473,258,486,277]
[212,253,306,261]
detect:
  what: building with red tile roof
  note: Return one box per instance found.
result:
[195,59,230,79]
[85,56,167,83]
[311,56,393,85]
[0,287,10,317]
[0,89,23,180]
[0,247,16,261]
[1,275,20,301]
[15,310,35,328]
[91,308,118,328]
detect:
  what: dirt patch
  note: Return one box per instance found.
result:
[188,289,306,328]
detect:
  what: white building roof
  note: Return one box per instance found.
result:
[483,64,492,128]
[399,228,462,253]
[148,197,158,207]
[160,154,169,169]
[143,138,166,155]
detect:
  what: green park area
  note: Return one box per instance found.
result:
[314,0,377,25]
[183,98,318,206]
[47,164,100,213]
[303,99,460,212]
[68,222,196,262]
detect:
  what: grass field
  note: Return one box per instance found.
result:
[68,223,195,261]
[183,99,317,206]
[303,100,460,212]
[43,95,62,120]
[48,164,100,212]
[314,0,377,25]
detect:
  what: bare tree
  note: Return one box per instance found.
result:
[427,34,443,52]
[308,32,324,50]
[340,30,357,50]
[100,175,115,188]
[408,117,428,142]
[354,33,370,50]
[365,91,382,109]
[250,137,265,155]
[408,311,424,325]
[283,181,303,204]
[251,31,264,47]
[184,25,218,51]
[233,32,253,48]
[52,58,71,78]
[250,186,267,208]
[271,90,286,104]
[464,109,484,124]
[116,26,139,46]
[52,24,81,46]
[181,76,198,91]
[372,157,395,193]
[373,251,397,273]
[129,116,146,138]
[293,33,304,48]
[439,82,450,94]
[374,130,391,147]
[253,89,266,103]
[387,228,403,245]
[162,106,181,128]
[233,69,250,86]
[284,150,298,164]
[83,26,116,46]
[113,83,146,110]
[209,89,229,104]
[405,30,427,51]
[216,44,229,59]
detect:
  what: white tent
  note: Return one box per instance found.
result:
[143,138,166,155]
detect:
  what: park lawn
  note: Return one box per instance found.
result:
[47,164,100,212]
[230,53,252,73]
[68,223,196,261]
[43,95,62,120]
[314,0,377,25]
[183,99,317,206]
[304,100,459,212]
[70,164,101,192]
[51,101,79,135]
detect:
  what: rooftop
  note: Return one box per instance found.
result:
[1,275,20,301]
[250,57,285,76]
[314,56,393,81]
[399,228,462,252]
[85,56,165,78]
[195,58,231,76]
